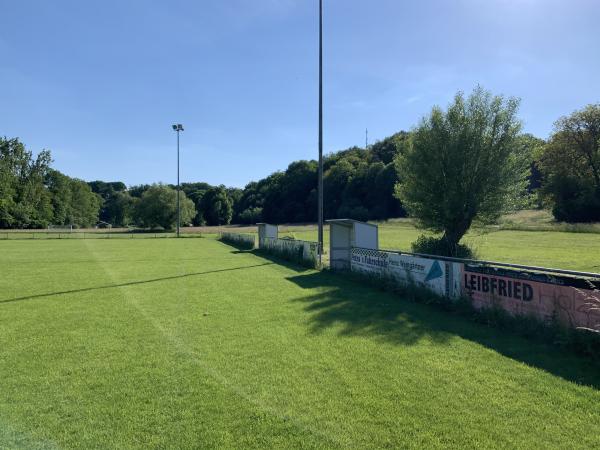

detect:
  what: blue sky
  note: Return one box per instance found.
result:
[1,0,599,188]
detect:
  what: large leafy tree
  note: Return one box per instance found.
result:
[46,169,73,225]
[47,170,102,227]
[103,191,135,226]
[88,180,132,226]
[0,137,53,228]
[234,181,265,224]
[324,157,355,217]
[394,87,528,255]
[178,182,211,225]
[200,186,233,226]
[69,179,102,227]
[513,134,546,194]
[134,184,195,229]
[0,141,16,226]
[537,104,600,222]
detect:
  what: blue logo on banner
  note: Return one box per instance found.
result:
[424,260,443,282]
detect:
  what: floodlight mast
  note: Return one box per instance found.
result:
[172,124,184,237]
[317,0,324,266]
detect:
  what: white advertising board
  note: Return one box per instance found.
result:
[350,248,459,297]
[354,222,378,250]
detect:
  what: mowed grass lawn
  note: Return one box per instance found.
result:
[1,238,599,449]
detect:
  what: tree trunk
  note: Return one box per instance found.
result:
[442,220,471,257]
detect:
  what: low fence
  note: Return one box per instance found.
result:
[349,247,600,332]
[0,231,202,240]
[260,237,318,268]
[219,232,256,250]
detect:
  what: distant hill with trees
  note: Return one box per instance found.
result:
[2,97,598,230]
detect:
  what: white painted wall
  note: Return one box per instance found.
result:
[353,222,378,249]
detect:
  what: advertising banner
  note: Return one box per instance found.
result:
[351,248,389,274]
[347,248,600,331]
[463,265,600,330]
[350,248,457,297]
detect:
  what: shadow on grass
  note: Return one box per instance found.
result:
[225,247,315,274]
[287,270,600,389]
[250,249,319,272]
[1,263,273,305]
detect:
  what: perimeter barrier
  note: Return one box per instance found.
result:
[347,246,600,332]
[259,237,318,268]
[0,231,204,240]
[219,232,257,250]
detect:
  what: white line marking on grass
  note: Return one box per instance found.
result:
[82,239,350,447]
[0,418,60,450]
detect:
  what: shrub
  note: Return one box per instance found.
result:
[411,235,475,259]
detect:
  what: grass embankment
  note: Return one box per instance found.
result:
[285,221,600,273]
[497,209,600,233]
[1,238,599,448]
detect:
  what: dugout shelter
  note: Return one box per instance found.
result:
[327,219,378,270]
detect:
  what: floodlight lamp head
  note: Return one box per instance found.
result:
[172,124,177,130]
[177,124,184,131]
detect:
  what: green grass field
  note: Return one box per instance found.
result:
[4,210,600,273]
[1,238,599,448]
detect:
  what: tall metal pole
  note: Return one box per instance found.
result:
[177,129,180,238]
[317,0,324,266]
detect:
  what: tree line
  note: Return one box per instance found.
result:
[1,91,598,231]
[0,138,100,228]
[84,134,408,228]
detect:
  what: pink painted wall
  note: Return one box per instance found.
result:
[462,266,600,331]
